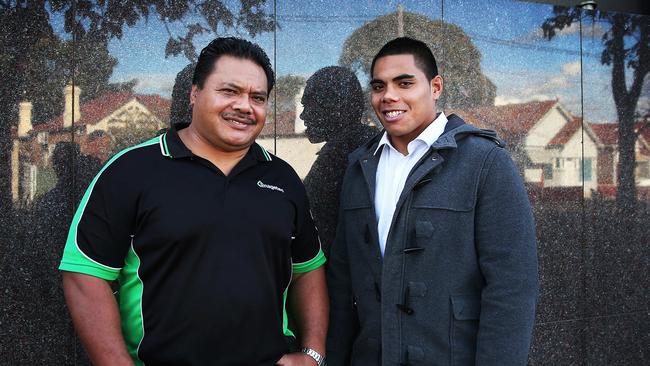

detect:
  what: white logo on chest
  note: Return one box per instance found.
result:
[257,180,285,193]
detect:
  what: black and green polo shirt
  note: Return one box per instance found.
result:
[59,126,325,365]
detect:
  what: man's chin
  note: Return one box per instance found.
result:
[305,131,325,144]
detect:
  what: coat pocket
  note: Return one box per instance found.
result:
[450,294,480,366]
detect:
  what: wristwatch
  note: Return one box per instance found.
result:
[301,347,325,366]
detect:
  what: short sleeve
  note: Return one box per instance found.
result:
[290,185,326,274]
[59,153,138,281]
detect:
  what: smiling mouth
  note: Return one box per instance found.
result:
[383,110,405,120]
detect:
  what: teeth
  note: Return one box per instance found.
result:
[385,111,403,118]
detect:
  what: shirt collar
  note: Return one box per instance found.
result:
[373,111,448,156]
[160,124,273,162]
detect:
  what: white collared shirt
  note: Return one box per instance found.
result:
[374,112,448,256]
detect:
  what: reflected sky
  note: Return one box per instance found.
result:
[81,0,637,122]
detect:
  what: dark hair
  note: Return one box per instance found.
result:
[370,37,438,80]
[192,37,275,93]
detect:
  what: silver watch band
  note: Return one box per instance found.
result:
[301,347,325,366]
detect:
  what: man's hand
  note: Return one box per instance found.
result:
[276,352,317,366]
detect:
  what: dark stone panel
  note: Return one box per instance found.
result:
[0,145,92,364]
[583,202,650,317]
[533,202,585,324]
[529,320,585,366]
[0,208,76,364]
[584,312,650,366]
[529,308,650,365]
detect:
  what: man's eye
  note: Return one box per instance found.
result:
[371,84,383,91]
[399,81,413,87]
[221,89,236,94]
[253,96,266,103]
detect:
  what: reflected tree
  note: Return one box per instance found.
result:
[0,0,275,235]
[0,1,275,363]
[339,10,496,110]
[543,7,650,211]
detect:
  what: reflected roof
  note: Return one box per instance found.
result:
[32,92,171,133]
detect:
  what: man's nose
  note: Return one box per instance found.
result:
[382,85,399,102]
[233,94,252,113]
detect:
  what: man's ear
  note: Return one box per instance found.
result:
[190,85,199,105]
[430,75,443,100]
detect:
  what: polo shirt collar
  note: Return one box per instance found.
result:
[373,111,448,155]
[159,124,273,162]
[159,124,192,159]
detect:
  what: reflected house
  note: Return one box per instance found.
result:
[257,86,325,179]
[457,100,650,200]
[589,122,650,199]
[455,100,601,199]
[10,85,170,202]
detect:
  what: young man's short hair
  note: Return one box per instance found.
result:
[193,37,275,92]
[370,37,438,81]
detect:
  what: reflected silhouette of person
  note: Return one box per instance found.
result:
[169,62,196,128]
[23,142,100,364]
[302,66,377,256]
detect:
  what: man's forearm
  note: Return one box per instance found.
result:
[289,267,329,356]
[62,272,134,366]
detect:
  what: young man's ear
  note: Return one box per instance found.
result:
[430,75,443,100]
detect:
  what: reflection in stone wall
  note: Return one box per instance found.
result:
[1,0,648,364]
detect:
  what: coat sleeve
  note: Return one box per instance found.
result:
[474,146,539,365]
[325,170,360,366]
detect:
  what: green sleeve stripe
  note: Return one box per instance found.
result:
[118,244,145,366]
[292,249,326,273]
[281,275,295,337]
[58,261,119,280]
[59,137,160,277]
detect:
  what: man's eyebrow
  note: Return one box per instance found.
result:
[369,79,384,85]
[222,82,268,97]
[222,82,241,90]
[393,74,415,81]
[251,88,268,96]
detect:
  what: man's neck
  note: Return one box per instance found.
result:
[178,127,249,176]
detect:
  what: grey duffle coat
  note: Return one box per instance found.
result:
[326,115,539,366]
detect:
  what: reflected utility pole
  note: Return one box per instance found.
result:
[397,4,404,37]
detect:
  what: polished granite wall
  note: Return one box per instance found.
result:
[1,0,648,364]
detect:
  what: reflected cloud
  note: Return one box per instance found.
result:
[114,73,176,95]
[561,61,581,76]
[516,22,606,42]
[491,61,589,115]
[495,94,553,106]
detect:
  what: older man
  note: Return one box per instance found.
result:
[60,37,327,366]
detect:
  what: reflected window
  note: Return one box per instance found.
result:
[37,132,48,145]
[581,158,592,181]
[543,164,553,180]
[637,161,650,179]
